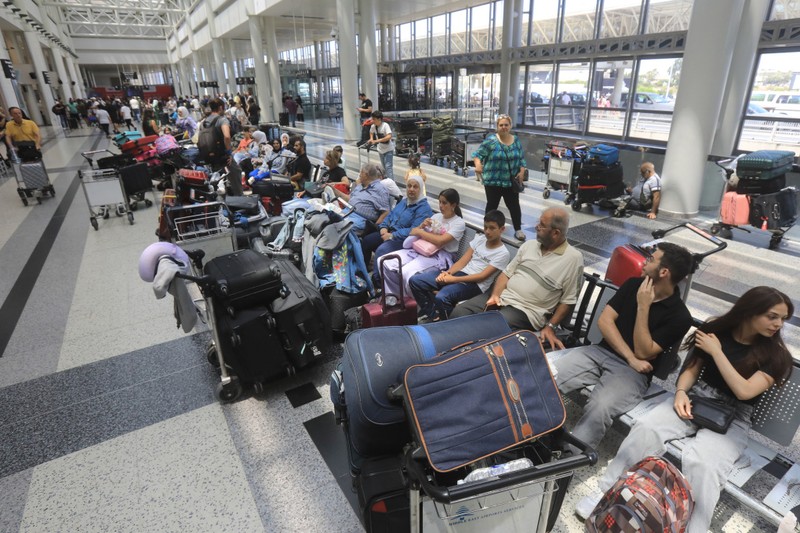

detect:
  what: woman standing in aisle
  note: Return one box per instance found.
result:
[472,114,527,241]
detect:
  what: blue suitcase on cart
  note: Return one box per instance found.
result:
[332,312,512,467]
[587,144,619,166]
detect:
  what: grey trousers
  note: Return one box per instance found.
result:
[449,292,534,330]
[597,384,751,533]
[552,344,650,448]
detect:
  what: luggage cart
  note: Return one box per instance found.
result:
[451,132,486,177]
[543,156,577,203]
[77,167,132,229]
[357,142,378,169]
[14,160,55,206]
[168,201,237,263]
[403,429,596,533]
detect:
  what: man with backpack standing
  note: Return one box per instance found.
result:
[197,98,242,195]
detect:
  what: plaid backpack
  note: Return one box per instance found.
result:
[587,456,694,533]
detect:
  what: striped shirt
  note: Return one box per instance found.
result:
[472,134,527,187]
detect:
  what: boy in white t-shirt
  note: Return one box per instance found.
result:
[367,110,395,181]
[409,210,510,322]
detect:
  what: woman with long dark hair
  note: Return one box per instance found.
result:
[578,286,794,532]
[141,108,159,137]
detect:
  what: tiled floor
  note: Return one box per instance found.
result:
[1,121,798,532]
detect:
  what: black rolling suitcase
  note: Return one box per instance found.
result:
[356,455,410,533]
[279,112,289,127]
[203,250,285,310]
[328,288,370,334]
[749,187,799,230]
[269,259,332,368]
[214,306,292,384]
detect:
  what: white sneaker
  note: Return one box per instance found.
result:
[322,185,335,204]
[575,492,603,521]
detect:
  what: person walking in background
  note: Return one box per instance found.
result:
[284,95,298,127]
[473,114,527,241]
[367,111,395,182]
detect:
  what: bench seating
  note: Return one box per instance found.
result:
[551,272,800,527]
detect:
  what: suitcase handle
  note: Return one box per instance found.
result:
[403,429,597,503]
[378,253,407,310]
[651,222,727,272]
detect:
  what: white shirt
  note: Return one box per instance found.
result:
[429,213,466,254]
[631,172,662,204]
[94,108,111,125]
[461,235,511,292]
[129,99,140,110]
[370,122,395,155]
[120,106,132,120]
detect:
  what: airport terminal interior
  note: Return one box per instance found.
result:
[1,0,800,532]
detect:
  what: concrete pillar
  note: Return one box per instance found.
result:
[387,24,396,62]
[249,16,270,124]
[223,39,235,96]
[337,0,359,141]
[314,41,324,104]
[191,52,202,94]
[262,17,284,122]
[53,49,73,101]
[507,0,524,121]
[211,39,226,90]
[711,0,772,155]
[0,29,21,108]
[660,0,745,217]
[358,0,378,110]
[498,0,514,115]
[380,25,389,64]
[64,55,83,99]
[23,32,56,126]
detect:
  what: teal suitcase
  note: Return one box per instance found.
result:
[737,150,795,179]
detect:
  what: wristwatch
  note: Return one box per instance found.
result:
[545,322,557,330]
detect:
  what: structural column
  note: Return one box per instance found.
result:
[660,0,745,217]
[248,16,270,123]
[64,55,83,99]
[380,25,389,64]
[314,41,324,105]
[53,49,73,101]
[210,39,226,90]
[224,39,236,96]
[499,0,523,118]
[358,0,378,109]
[337,0,359,140]
[0,29,21,108]
[387,24,396,62]
[262,17,284,122]
[23,32,55,126]
[710,0,772,156]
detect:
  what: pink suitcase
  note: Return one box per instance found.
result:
[606,244,648,288]
[720,191,750,226]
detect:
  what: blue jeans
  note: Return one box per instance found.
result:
[379,150,393,181]
[409,270,482,320]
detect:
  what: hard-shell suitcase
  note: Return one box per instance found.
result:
[203,249,285,311]
[361,254,417,329]
[605,244,648,288]
[356,455,410,533]
[19,161,50,189]
[720,191,751,226]
[215,306,292,385]
[340,312,512,460]
[736,175,786,195]
[225,195,261,217]
[269,259,332,368]
[113,131,142,146]
[587,144,619,166]
[402,330,565,472]
[252,177,295,201]
[736,150,795,179]
[586,456,694,533]
[749,187,799,230]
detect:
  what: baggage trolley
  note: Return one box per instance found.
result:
[451,132,486,177]
[709,157,797,250]
[77,167,132,229]
[168,201,237,264]
[543,156,577,203]
[357,142,378,169]
[14,160,55,206]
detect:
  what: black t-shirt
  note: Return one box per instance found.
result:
[694,331,779,405]
[324,166,346,183]
[359,98,373,120]
[291,153,312,189]
[600,277,693,373]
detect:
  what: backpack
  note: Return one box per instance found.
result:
[228,114,242,135]
[587,456,694,533]
[197,115,225,164]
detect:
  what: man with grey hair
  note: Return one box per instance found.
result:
[451,206,584,349]
[328,162,390,225]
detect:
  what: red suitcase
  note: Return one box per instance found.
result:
[361,254,417,328]
[605,244,648,288]
[120,135,159,154]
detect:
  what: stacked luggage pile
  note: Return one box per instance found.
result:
[712,149,797,249]
[427,115,454,167]
[572,144,625,211]
[393,118,424,156]
[541,140,588,202]
[329,314,597,532]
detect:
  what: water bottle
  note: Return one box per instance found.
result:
[458,458,533,485]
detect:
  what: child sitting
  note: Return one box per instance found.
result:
[409,210,510,322]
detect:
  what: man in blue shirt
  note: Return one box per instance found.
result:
[329,162,390,225]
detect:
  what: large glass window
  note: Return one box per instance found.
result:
[431,14,447,56]
[451,9,468,54]
[470,3,492,52]
[399,23,412,60]
[770,0,800,20]
[494,0,504,50]
[627,57,679,142]
[529,0,559,45]
[562,0,597,42]
[415,18,430,58]
[553,62,590,131]
[599,0,641,38]
[645,0,693,33]
[523,63,554,128]
[588,60,633,137]
[740,51,800,153]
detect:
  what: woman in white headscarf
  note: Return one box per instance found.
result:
[360,173,433,271]
[175,106,197,139]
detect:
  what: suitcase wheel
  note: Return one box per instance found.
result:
[90,217,98,231]
[572,200,582,211]
[710,224,720,235]
[769,235,782,250]
[215,376,242,403]
[206,343,221,368]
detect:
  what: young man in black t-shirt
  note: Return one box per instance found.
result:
[289,138,312,191]
[551,242,694,449]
